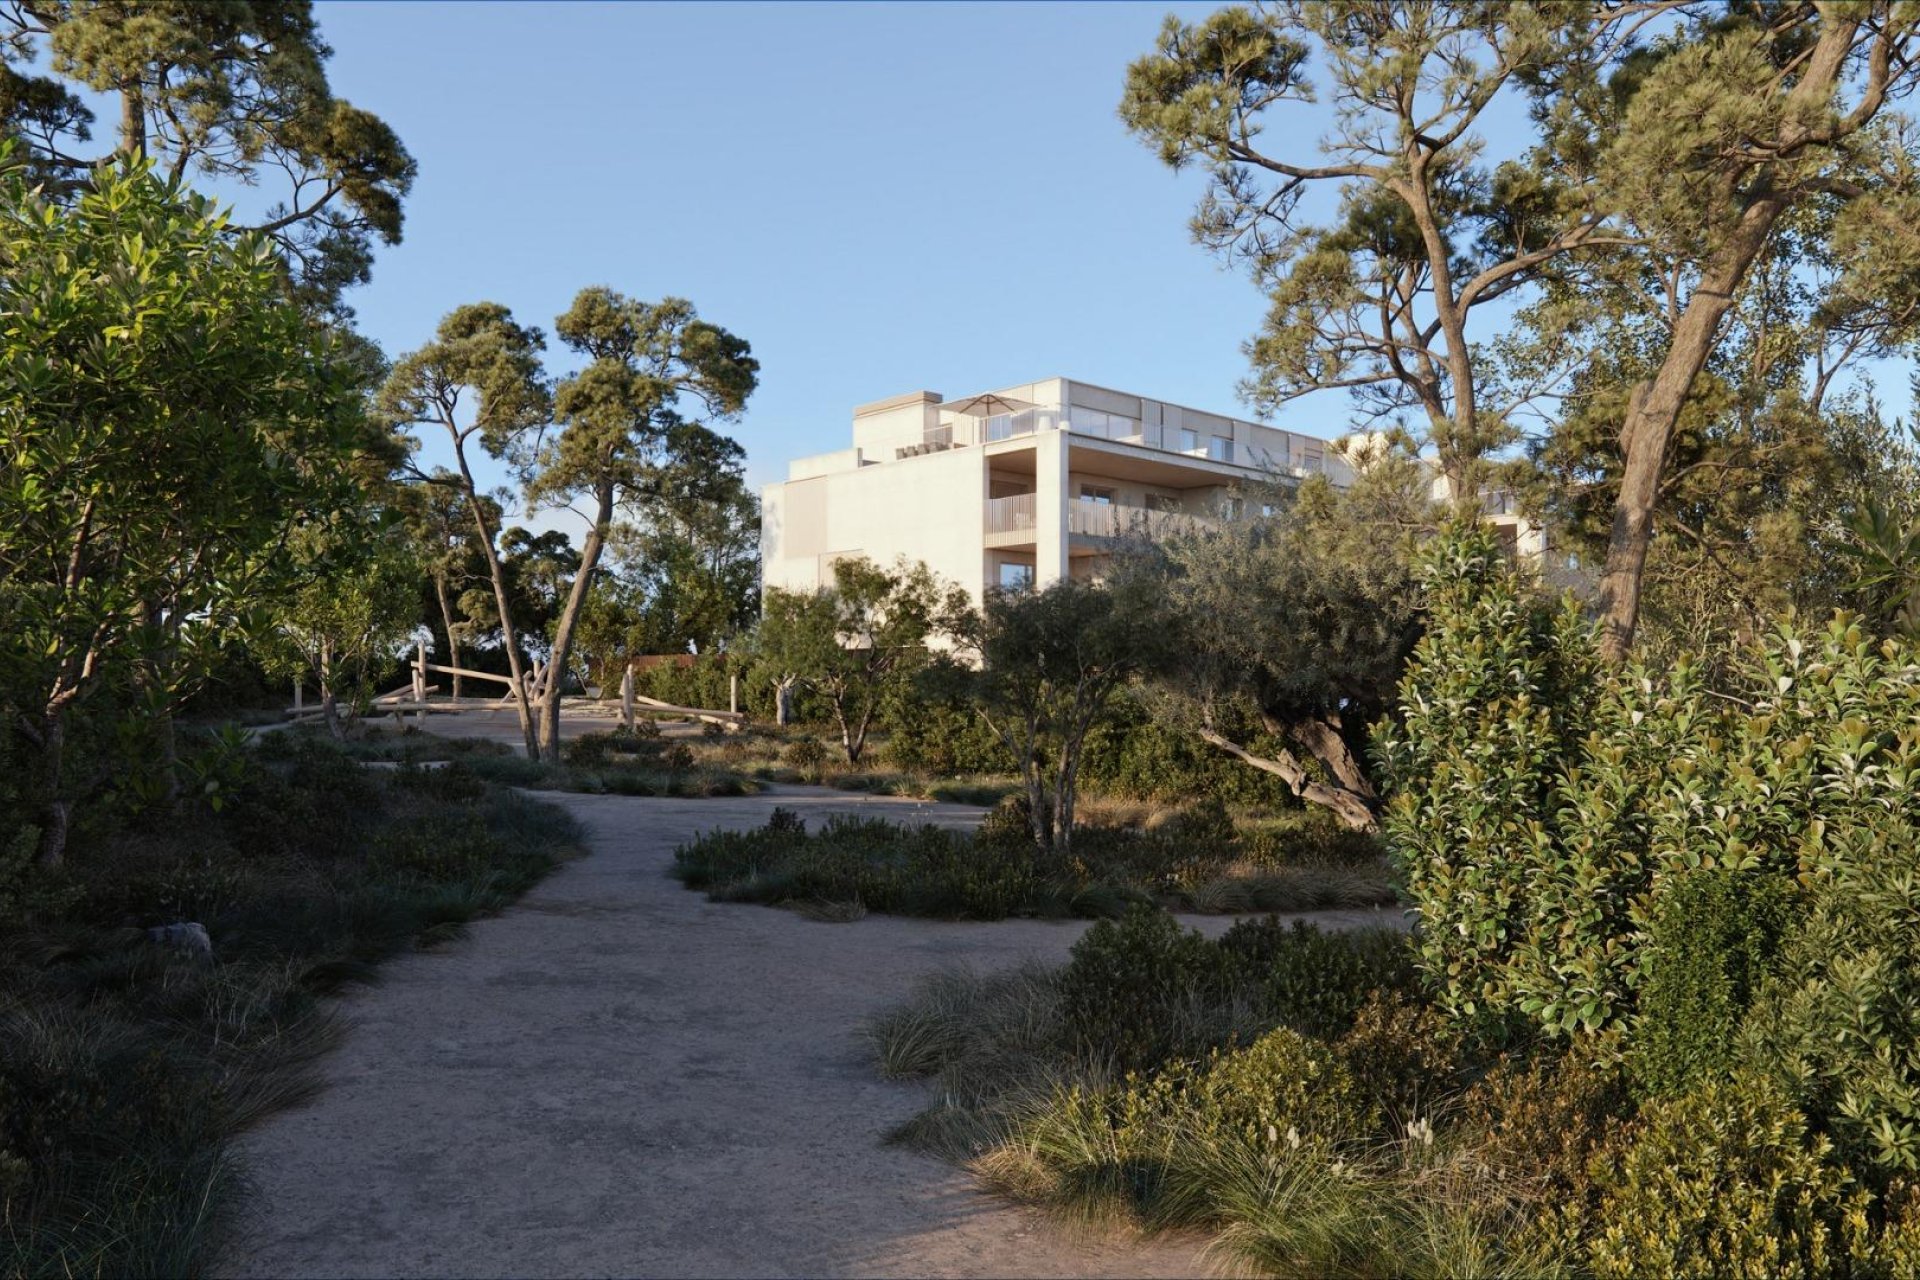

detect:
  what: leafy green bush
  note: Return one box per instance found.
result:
[1215,916,1416,1040]
[882,687,1012,775]
[671,815,1038,919]
[1382,525,1920,1054]
[1634,871,1797,1098]
[1742,813,1920,1174]
[1575,1075,1871,1280]
[1058,907,1228,1072]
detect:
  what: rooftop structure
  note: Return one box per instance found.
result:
[760,376,1354,603]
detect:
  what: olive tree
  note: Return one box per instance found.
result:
[1145,458,1429,830]
[954,572,1176,856]
[754,557,966,765]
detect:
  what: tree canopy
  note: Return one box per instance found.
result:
[1,0,415,312]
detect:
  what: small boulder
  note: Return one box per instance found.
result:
[146,921,213,961]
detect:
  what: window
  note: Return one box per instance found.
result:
[1209,435,1234,463]
[999,561,1035,590]
[1079,484,1115,505]
[1071,409,1139,440]
[1178,428,1200,453]
[1145,493,1180,513]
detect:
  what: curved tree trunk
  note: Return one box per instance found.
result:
[1594,13,1865,661]
[1196,722,1378,832]
[451,447,538,757]
[535,481,614,762]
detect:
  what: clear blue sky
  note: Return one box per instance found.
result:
[313,0,1293,523]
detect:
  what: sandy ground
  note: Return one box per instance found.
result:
[221,785,1404,1279]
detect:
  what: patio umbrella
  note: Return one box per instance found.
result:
[943,392,1036,417]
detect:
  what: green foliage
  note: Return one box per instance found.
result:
[0,1,415,310]
[1058,908,1226,1072]
[1634,871,1798,1099]
[1743,813,1920,1175]
[956,572,1177,852]
[1140,464,1429,827]
[1576,1076,1872,1280]
[1376,525,1607,1040]
[1059,907,1412,1074]
[753,557,967,766]
[0,155,376,864]
[671,814,1038,920]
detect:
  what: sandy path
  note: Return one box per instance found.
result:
[221,786,1402,1279]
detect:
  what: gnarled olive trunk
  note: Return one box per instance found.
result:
[1195,710,1379,832]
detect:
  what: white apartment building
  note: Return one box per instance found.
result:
[760,377,1357,602]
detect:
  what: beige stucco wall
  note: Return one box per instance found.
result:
[761,445,991,602]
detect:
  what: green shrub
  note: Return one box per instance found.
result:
[882,689,1012,775]
[1633,871,1798,1098]
[1382,526,1920,1052]
[1743,813,1920,1175]
[1059,907,1227,1072]
[1080,703,1297,807]
[1576,1074,1870,1280]
[672,815,1038,920]
[783,735,826,771]
[1215,917,1416,1040]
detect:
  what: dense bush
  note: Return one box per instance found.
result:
[1634,870,1797,1098]
[1382,526,1920,1059]
[1058,908,1414,1073]
[1743,813,1920,1174]
[1573,1075,1875,1280]
[671,813,1040,920]
[1080,703,1299,807]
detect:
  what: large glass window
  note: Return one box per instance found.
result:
[1080,484,1116,505]
[1209,435,1234,463]
[999,561,1035,591]
[1179,428,1200,453]
[1073,409,1140,440]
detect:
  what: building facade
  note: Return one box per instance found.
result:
[760,377,1357,602]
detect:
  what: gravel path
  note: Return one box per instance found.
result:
[221,786,1403,1278]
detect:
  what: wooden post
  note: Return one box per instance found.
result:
[293,679,303,712]
[729,673,739,716]
[412,640,427,723]
[621,665,635,731]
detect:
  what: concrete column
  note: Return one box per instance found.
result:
[1035,428,1070,587]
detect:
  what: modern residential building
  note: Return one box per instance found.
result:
[760,377,1358,603]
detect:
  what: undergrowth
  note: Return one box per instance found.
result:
[0,732,584,1277]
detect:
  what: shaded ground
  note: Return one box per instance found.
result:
[222,786,1404,1279]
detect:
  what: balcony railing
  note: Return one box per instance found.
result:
[984,492,1037,544]
[1069,500,1215,542]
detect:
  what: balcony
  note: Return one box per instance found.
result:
[983,494,1216,548]
[1069,500,1213,543]
[984,492,1037,547]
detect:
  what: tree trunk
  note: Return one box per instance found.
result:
[452,448,538,757]
[33,710,69,870]
[1196,725,1377,831]
[1282,714,1377,805]
[319,637,343,740]
[433,573,464,700]
[535,482,614,762]
[1594,14,1863,661]
[773,678,793,726]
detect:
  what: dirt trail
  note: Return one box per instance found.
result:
[222,787,1402,1279]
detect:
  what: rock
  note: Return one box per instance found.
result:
[146,921,213,961]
